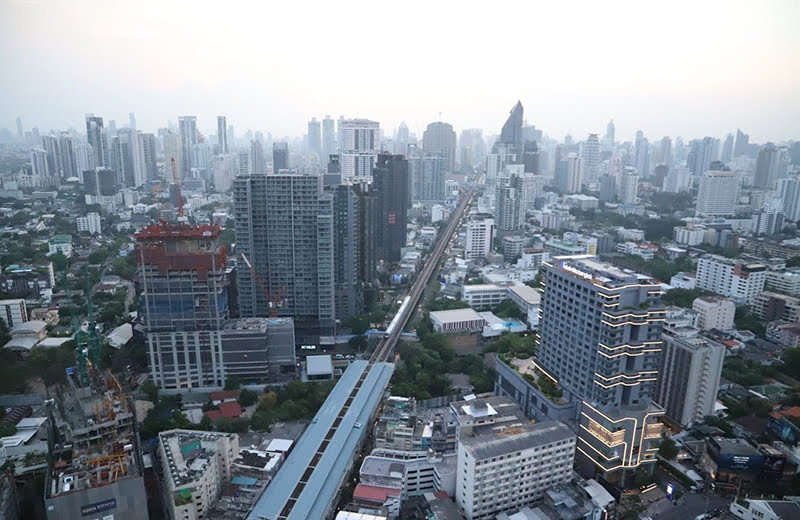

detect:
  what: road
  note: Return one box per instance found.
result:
[646,492,733,520]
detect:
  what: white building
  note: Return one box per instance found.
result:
[339,119,380,181]
[766,268,800,296]
[695,170,740,217]
[460,284,508,309]
[776,176,800,222]
[729,498,800,520]
[0,299,27,328]
[663,166,692,193]
[692,295,735,331]
[430,308,486,334]
[465,215,495,260]
[618,167,639,204]
[669,272,697,289]
[47,235,73,258]
[696,254,767,304]
[159,430,239,520]
[506,284,541,328]
[454,401,575,520]
[673,225,706,246]
[76,212,102,235]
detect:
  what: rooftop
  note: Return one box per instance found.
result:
[306,355,334,376]
[159,430,235,488]
[461,420,575,461]
[429,308,484,323]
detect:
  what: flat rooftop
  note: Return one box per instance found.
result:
[460,421,575,461]
[160,430,235,488]
[429,308,484,323]
[248,360,394,520]
[551,255,656,287]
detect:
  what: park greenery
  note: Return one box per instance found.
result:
[250,380,337,431]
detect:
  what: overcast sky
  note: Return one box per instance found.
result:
[1,0,798,143]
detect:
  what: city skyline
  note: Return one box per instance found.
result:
[1,1,799,142]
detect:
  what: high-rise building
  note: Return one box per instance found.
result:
[30,148,49,177]
[663,166,692,193]
[141,132,157,180]
[696,255,766,304]
[605,119,615,145]
[492,101,524,156]
[212,153,238,192]
[330,183,362,321]
[582,134,600,181]
[465,214,495,260]
[233,172,335,333]
[76,212,102,235]
[372,153,409,262]
[754,143,785,189]
[272,141,289,172]
[85,114,109,167]
[114,128,146,187]
[459,129,485,172]
[537,256,665,482]
[619,167,639,204]
[250,140,266,175]
[410,153,447,201]
[162,131,182,178]
[734,129,749,158]
[128,112,136,130]
[58,132,77,178]
[659,136,672,167]
[777,176,800,222]
[15,116,23,141]
[695,170,740,217]
[394,121,410,156]
[598,174,616,202]
[356,183,379,287]
[136,222,230,389]
[634,132,649,177]
[422,121,457,172]
[307,117,322,158]
[322,115,336,167]
[178,116,197,177]
[692,295,735,331]
[556,153,583,194]
[721,133,734,163]
[339,119,380,181]
[656,328,725,427]
[495,172,524,232]
[217,115,228,154]
[41,134,62,176]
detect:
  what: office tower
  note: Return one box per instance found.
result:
[422,121,457,172]
[599,174,616,202]
[696,255,767,304]
[322,115,335,166]
[339,119,380,181]
[538,256,665,482]
[75,143,94,178]
[410,153,447,201]
[272,141,289,171]
[140,133,157,179]
[108,119,117,135]
[453,397,576,520]
[114,128,146,187]
[465,214,495,260]
[126,112,135,130]
[250,140,266,175]
[777,176,800,221]
[136,221,230,389]
[692,295,735,331]
[493,100,524,156]
[619,166,639,204]
[752,199,785,235]
[85,114,109,167]
[663,166,692,193]
[394,121,410,156]
[372,153,409,262]
[734,129,749,157]
[15,117,23,140]
[582,134,600,181]
[695,170,740,217]
[83,168,119,204]
[237,149,250,176]
[233,172,335,332]
[331,184,362,321]
[307,117,322,158]
[653,164,668,188]
[656,328,725,427]
[634,132,649,177]
[217,115,228,153]
[557,153,583,194]
[30,148,49,176]
[41,135,62,176]
[495,173,524,232]
[754,143,780,188]
[721,133,734,163]
[211,153,238,192]
[162,131,182,178]
[459,129,485,172]
[191,143,210,175]
[357,183,379,286]
[659,136,672,167]
[58,132,77,178]
[178,116,197,177]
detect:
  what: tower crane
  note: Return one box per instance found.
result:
[239,253,285,317]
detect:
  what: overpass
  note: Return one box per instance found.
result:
[247,190,475,520]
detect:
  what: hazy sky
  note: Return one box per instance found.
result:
[2,0,799,143]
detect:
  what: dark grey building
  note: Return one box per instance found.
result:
[222,317,297,380]
[273,141,289,172]
[141,132,157,180]
[331,184,362,321]
[492,100,524,155]
[373,153,409,262]
[598,173,616,202]
[234,172,335,334]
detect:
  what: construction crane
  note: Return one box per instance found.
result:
[240,253,285,317]
[171,157,184,217]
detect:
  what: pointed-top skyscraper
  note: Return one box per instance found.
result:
[493,100,524,155]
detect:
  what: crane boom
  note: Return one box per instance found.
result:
[240,253,285,317]
[171,157,183,217]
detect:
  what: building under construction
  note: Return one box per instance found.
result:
[44,368,146,520]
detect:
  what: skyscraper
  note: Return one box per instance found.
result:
[422,121,457,172]
[162,131,182,179]
[272,142,289,172]
[15,117,23,141]
[734,128,749,157]
[233,172,335,333]
[372,154,409,262]
[557,153,583,194]
[330,183,362,321]
[537,256,665,482]
[634,131,649,177]
[582,134,600,181]
[114,128,146,187]
[217,116,228,154]
[394,121,410,156]
[754,143,780,188]
[459,129,485,172]
[129,112,136,130]
[307,117,322,158]
[250,140,266,175]
[659,136,672,167]
[619,166,639,204]
[339,119,380,181]
[695,170,740,217]
[410,153,447,201]
[141,133,158,180]
[59,132,77,179]
[85,114,108,167]
[322,115,335,166]
[493,100,524,156]
[41,135,62,177]
[178,116,197,177]
[75,143,95,178]
[777,176,800,221]
[495,171,524,233]
[721,133,734,163]
[605,119,615,144]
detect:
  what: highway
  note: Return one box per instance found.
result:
[370,189,475,363]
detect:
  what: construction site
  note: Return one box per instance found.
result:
[44,341,146,520]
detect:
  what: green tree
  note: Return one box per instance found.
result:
[224,377,242,391]
[238,389,258,407]
[782,347,800,376]
[658,436,679,460]
[251,411,273,431]
[141,381,159,403]
[661,288,706,308]
[734,307,766,338]
[112,256,137,280]
[0,424,17,437]
[50,251,70,272]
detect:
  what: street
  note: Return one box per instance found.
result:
[645,492,733,520]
